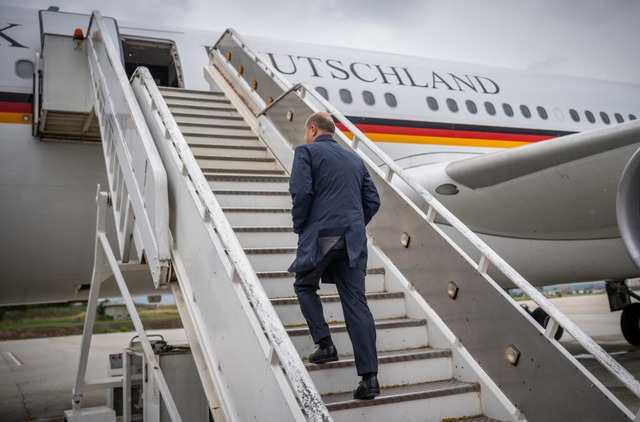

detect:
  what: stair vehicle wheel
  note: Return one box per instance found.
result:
[531,307,564,340]
[621,303,640,345]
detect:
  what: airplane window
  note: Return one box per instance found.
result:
[316,87,329,100]
[537,106,548,120]
[503,103,514,117]
[362,91,375,106]
[15,60,34,80]
[447,99,459,113]
[466,100,478,114]
[340,89,353,104]
[520,105,531,119]
[615,113,624,123]
[600,112,611,125]
[384,93,397,108]
[426,96,439,111]
[569,109,580,122]
[484,102,496,116]
[630,114,637,120]
[585,110,595,123]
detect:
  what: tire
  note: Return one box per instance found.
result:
[531,307,564,341]
[621,303,640,346]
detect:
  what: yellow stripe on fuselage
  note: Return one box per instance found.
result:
[342,131,529,149]
[0,112,32,124]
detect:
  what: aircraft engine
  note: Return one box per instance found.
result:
[617,147,640,270]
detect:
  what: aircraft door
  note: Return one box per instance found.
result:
[121,38,183,88]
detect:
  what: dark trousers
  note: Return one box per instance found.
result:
[294,248,378,375]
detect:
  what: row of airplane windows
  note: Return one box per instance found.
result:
[315,86,638,125]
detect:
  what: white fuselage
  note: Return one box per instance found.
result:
[2,5,639,304]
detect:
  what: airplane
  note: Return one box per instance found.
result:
[2,4,640,344]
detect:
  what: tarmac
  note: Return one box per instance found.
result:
[2,294,640,421]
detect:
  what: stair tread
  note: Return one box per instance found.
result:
[223,207,291,213]
[272,291,403,306]
[233,226,293,232]
[214,189,289,195]
[286,317,425,336]
[203,168,286,175]
[195,155,276,162]
[304,347,452,371]
[257,267,384,278]
[323,379,480,411]
[206,173,288,181]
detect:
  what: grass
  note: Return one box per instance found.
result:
[0,303,182,339]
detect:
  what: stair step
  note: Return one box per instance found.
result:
[324,380,482,422]
[287,318,429,357]
[169,107,243,119]
[192,146,271,160]
[178,124,255,138]
[244,247,296,272]
[257,268,386,298]
[207,173,289,190]
[172,112,245,125]
[306,348,453,395]
[181,130,258,141]
[214,190,291,208]
[234,226,296,248]
[271,292,407,326]
[223,207,292,226]
[184,135,264,148]
[197,156,279,172]
[159,87,225,100]
[163,97,234,110]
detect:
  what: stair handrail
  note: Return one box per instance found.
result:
[131,67,331,421]
[263,82,640,407]
[85,11,170,287]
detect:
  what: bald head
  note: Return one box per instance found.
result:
[304,112,335,143]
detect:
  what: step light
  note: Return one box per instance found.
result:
[505,344,521,366]
[400,231,411,248]
[446,281,459,300]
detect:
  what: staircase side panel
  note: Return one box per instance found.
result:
[366,175,630,421]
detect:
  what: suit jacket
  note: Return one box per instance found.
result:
[288,135,380,273]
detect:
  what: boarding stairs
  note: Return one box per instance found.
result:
[35,10,640,422]
[156,85,499,421]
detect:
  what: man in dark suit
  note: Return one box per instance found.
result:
[288,111,381,400]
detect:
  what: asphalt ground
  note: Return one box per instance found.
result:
[1,294,640,421]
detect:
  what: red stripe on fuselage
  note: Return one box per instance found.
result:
[336,123,553,143]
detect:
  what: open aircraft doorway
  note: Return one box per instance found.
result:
[121,38,183,88]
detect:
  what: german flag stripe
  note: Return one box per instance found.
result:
[0,92,33,125]
[337,117,574,149]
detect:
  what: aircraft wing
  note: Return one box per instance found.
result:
[408,119,640,243]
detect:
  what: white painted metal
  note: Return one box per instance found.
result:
[71,192,183,422]
[85,12,170,287]
[131,67,330,421]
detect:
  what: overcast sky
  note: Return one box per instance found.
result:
[8,0,640,84]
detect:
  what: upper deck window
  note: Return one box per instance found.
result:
[569,109,580,122]
[520,105,531,119]
[630,114,637,120]
[615,113,624,123]
[585,110,595,123]
[316,87,329,100]
[384,93,397,108]
[503,103,514,117]
[537,106,548,120]
[339,89,353,104]
[447,98,459,113]
[466,100,478,114]
[362,91,375,105]
[484,101,496,116]
[426,96,439,111]
[600,112,611,125]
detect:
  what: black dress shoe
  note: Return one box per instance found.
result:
[308,345,339,364]
[353,375,380,400]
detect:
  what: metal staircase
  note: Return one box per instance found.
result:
[157,86,505,421]
[36,10,640,422]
